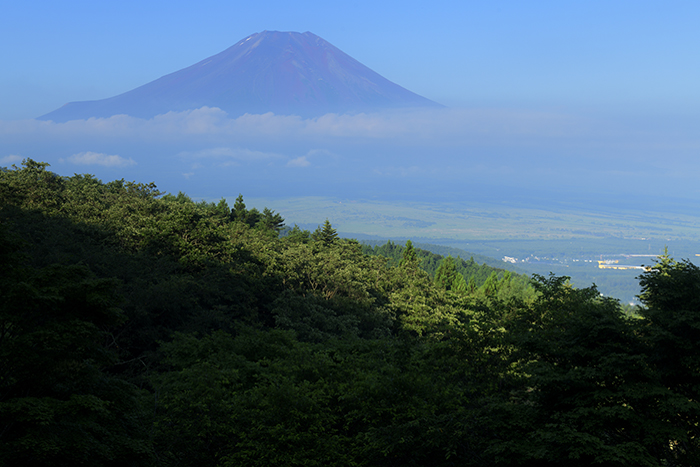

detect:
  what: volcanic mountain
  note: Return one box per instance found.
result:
[39,31,442,122]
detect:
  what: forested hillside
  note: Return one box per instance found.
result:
[2,160,699,466]
[359,239,522,271]
[362,240,534,301]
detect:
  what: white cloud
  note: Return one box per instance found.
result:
[150,106,230,135]
[66,151,136,167]
[1,106,698,203]
[0,155,23,165]
[0,107,586,146]
[1,107,698,175]
[287,156,310,167]
[286,149,338,167]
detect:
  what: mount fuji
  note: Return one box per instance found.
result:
[39,31,442,122]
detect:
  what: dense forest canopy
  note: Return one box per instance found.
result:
[1,160,699,466]
[362,240,534,301]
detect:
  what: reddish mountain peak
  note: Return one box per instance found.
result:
[39,31,442,122]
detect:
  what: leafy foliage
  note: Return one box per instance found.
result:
[363,240,535,302]
[2,159,699,466]
[0,222,152,466]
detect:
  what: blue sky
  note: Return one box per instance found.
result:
[1,1,700,210]
[3,1,699,119]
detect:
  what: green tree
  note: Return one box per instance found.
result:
[282,224,311,243]
[0,159,65,211]
[399,239,419,271]
[0,226,152,466]
[232,193,247,221]
[434,256,465,293]
[312,219,338,246]
[487,274,689,466]
[480,271,499,297]
[214,197,230,218]
[260,207,285,233]
[637,252,700,462]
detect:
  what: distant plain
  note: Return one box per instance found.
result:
[246,195,700,302]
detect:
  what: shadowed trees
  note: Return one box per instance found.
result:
[2,160,700,466]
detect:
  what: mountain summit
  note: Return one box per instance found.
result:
[39,31,442,122]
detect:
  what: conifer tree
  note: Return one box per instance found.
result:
[399,240,419,271]
[452,272,468,294]
[232,194,247,222]
[434,256,462,292]
[261,207,285,233]
[481,271,499,296]
[313,219,338,246]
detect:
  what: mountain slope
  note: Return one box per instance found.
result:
[39,31,442,122]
